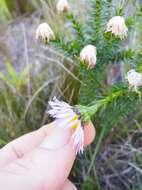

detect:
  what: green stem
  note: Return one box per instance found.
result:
[87,89,127,118]
[87,124,107,175]
[77,88,128,122]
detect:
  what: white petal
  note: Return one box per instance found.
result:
[55,115,77,129]
[72,122,84,154]
[48,97,84,154]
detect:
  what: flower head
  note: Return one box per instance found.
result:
[126,69,142,90]
[80,45,97,69]
[36,23,55,43]
[56,0,70,14]
[48,97,84,154]
[106,16,128,39]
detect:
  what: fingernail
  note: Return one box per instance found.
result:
[39,126,71,150]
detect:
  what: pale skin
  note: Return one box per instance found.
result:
[0,121,95,190]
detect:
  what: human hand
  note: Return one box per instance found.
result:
[0,121,95,190]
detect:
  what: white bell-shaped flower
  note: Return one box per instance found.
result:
[126,69,142,90]
[80,45,97,69]
[36,23,55,43]
[106,16,128,39]
[56,0,70,14]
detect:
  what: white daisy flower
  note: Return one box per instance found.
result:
[56,0,70,14]
[48,97,84,154]
[80,45,97,69]
[126,69,142,90]
[36,23,55,43]
[106,16,128,39]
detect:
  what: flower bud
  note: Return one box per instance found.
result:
[106,16,128,39]
[80,45,97,69]
[36,23,55,43]
[126,69,142,90]
[56,0,70,14]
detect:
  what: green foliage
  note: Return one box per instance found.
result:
[0,0,39,22]
[52,13,85,58]
[0,63,30,91]
[0,0,11,22]
[4,0,36,15]
[0,61,59,144]
[67,14,85,42]
[47,1,142,189]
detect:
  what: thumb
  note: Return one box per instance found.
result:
[0,122,95,190]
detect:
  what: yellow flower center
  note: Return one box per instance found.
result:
[72,115,78,121]
[71,115,78,129]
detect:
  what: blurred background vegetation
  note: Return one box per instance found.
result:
[0,0,142,190]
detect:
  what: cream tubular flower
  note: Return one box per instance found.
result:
[126,69,142,90]
[80,45,97,69]
[36,23,55,43]
[48,97,84,154]
[56,0,70,14]
[106,16,128,39]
